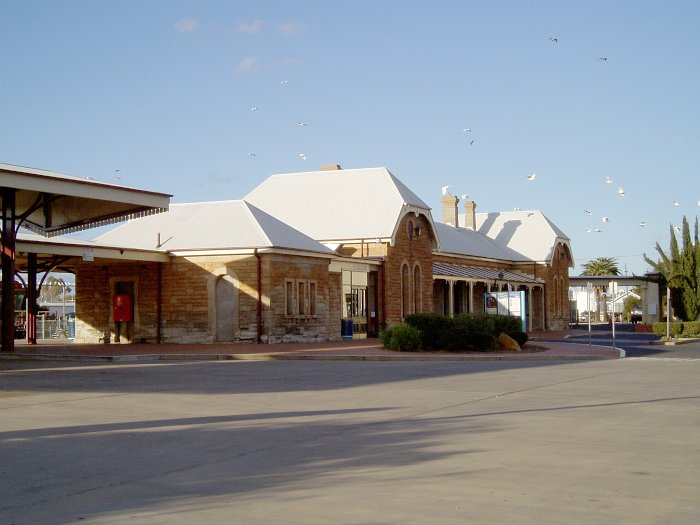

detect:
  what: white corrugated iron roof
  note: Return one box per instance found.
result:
[433,222,525,261]
[455,209,572,264]
[94,200,334,254]
[244,167,431,241]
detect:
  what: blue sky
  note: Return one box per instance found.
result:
[1,0,698,276]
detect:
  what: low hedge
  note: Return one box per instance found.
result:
[652,322,684,337]
[381,324,422,351]
[683,321,700,336]
[400,312,527,352]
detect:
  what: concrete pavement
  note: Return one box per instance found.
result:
[1,357,698,524]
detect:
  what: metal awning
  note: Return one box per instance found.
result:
[1,163,171,236]
[433,262,543,284]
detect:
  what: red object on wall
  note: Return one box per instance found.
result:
[113,294,133,322]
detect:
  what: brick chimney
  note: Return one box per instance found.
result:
[464,200,477,230]
[441,194,459,227]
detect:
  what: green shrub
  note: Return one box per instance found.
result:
[380,326,395,348]
[681,321,700,337]
[383,324,422,351]
[404,313,452,350]
[449,314,497,351]
[491,314,523,335]
[468,331,497,351]
[652,322,684,337]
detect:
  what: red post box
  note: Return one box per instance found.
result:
[113,294,133,322]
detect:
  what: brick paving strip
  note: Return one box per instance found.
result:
[3,337,621,361]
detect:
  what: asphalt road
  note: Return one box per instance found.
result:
[554,325,700,359]
[1,357,699,524]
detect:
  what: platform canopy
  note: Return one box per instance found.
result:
[0,163,171,236]
[1,162,172,352]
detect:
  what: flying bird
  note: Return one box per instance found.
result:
[549,37,558,42]
[594,228,602,232]
[673,201,680,206]
[675,226,681,232]
[584,209,592,215]
[618,187,625,196]
[527,173,536,181]
[248,153,256,157]
[461,193,469,200]
[585,228,593,233]
[250,106,258,111]
[468,139,475,145]
[280,80,288,85]
[598,57,607,61]
[298,153,307,160]
[639,221,646,227]
[298,122,308,127]
[605,176,613,184]
[462,128,471,132]
[602,216,609,223]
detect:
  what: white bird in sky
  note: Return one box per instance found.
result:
[441,185,451,196]
[605,176,613,184]
[461,193,469,200]
[280,80,288,85]
[675,226,681,232]
[618,187,625,196]
[584,209,592,215]
[594,228,602,232]
[298,122,308,127]
[602,216,609,223]
[549,37,558,43]
[639,221,647,227]
[585,228,592,233]
[298,153,307,160]
[527,173,536,181]
[250,106,258,111]
[462,128,471,132]
[673,201,680,206]
[248,153,256,157]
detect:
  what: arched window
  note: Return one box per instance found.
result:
[413,263,422,313]
[401,263,410,318]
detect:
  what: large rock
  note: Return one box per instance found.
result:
[498,332,521,352]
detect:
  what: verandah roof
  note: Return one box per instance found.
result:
[433,262,543,284]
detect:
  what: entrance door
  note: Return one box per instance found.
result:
[215,275,236,342]
[342,270,368,338]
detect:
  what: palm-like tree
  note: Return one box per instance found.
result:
[580,257,620,321]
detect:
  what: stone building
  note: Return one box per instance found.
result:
[63,165,572,344]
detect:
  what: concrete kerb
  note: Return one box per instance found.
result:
[1,342,622,363]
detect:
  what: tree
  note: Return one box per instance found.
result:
[644,216,700,321]
[581,257,621,276]
[580,257,620,322]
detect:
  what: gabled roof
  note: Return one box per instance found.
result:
[457,209,572,264]
[94,200,334,255]
[244,167,433,242]
[433,222,523,262]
